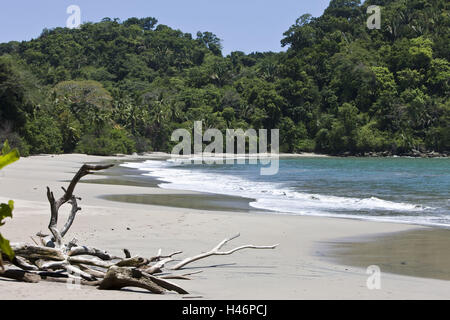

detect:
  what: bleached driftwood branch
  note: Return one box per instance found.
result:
[45,164,114,247]
[171,233,279,270]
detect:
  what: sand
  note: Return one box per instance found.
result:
[0,154,449,300]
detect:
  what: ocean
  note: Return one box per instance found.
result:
[122,157,450,227]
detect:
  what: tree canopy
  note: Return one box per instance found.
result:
[0,0,448,156]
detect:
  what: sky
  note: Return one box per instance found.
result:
[0,0,331,55]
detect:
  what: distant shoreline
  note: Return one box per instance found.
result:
[72,150,448,160]
[22,150,449,161]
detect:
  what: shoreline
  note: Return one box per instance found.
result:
[124,151,448,159]
[116,155,450,229]
[25,150,448,160]
[0,154,449,299]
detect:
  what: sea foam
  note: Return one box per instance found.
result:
[119,160,446,227]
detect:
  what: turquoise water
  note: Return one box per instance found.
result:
[123,157,450,227]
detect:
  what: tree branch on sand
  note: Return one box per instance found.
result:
[0,163,278,295]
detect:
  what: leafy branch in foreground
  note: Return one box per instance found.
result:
[0,140,20,270]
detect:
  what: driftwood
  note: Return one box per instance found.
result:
[1,163,278,295]
[45,164,114,247]
[99,266,166,294]
[171,233,278,270]
[0,269,41,283]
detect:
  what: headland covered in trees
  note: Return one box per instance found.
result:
[0,0,448,157]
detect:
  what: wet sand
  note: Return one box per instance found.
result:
[321,228,450,281]
[87,161,260,212]
[102,193,257,212]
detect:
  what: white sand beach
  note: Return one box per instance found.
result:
[0,154,449,299]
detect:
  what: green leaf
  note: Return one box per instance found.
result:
[0,233,14,261]
[0,148,19,170]
[0,201,13,226]
[1,140,11,155]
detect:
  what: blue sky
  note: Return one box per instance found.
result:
[0,0,330,54]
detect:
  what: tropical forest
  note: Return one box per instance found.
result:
[0,0,448,156]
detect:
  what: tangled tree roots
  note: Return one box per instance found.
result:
[0,163,278,295]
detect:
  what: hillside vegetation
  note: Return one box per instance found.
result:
[0,0,448,156]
